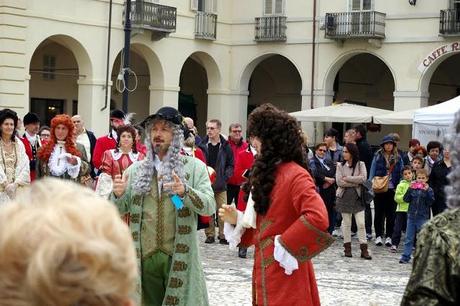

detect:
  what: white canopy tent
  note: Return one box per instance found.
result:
[373,108,417,125]
[413,95,460,145]
[290,103,392,123]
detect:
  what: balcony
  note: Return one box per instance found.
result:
[255,16,287,42]
[325,11,386,40]
[127,1,176,37]
[195,11,217,40]
[440,9,460,36]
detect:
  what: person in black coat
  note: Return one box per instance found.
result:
[353,124,373,239]
[309,143,337,234]
[428,148,452,216]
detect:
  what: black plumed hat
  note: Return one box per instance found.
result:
[23,112,40,125]
[110,109,125,120]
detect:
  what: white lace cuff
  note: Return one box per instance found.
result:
[274,235,299,275]
[67,156,81,179]
[95,173,113,199]
[223,210,246,251]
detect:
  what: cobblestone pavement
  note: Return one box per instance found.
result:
[200,233,412,306]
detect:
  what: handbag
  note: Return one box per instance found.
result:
[361,180,374,206]
[372,163,395,194]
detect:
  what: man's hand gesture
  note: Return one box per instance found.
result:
[113,173,129,198]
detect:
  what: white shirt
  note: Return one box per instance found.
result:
[76,129,91,161]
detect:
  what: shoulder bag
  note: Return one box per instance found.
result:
[372,162,395,194]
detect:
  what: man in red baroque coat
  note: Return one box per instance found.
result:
[220,104,333,306]
[92,109,125,171]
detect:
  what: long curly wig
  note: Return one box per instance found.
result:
[0,109,18,142]
[243,104,309,215]
[132,119,185,195]
[38,114,81,161]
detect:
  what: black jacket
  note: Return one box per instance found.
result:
[309,156,336,207]
[356,138,373,176]
[199,135,234,193]
[428,160,451,210]
[85,130,97,178]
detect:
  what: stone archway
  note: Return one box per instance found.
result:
[323,52,396,144]
[240,54,303,113]
[28,35,92,126]
[178,51,222,134]
[425,53,460,105]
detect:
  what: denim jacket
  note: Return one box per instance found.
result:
[403,186,435,219]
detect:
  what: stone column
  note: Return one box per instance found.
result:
[149,85,180,114]
[393,90,429,111]
[0,1,27,117]
[207,89,249,134]
[77,78,110,136]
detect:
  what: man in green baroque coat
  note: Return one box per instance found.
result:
[112,107,216,306]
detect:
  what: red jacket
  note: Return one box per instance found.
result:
[93,135,117,170]
[240,162,333,306]
[227,138,248,185]
[20,135,40,181]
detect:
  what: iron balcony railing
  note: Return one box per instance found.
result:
[255,16,287,42]
[195,11,217,40]
[440,9,460,36]
[325,11,386,39]
[128,1,176,33]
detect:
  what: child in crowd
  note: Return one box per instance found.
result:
[410,156,424,173]
[399,169,434,263]
[391,166,412,252]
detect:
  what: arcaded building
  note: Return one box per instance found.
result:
[1,0,460,144]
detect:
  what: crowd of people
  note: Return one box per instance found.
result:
[305,124,452,263]
[0,104,458,305]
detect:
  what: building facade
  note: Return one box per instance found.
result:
[1,0,459,145]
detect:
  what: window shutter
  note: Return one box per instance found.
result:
[264,0,273,15]
[190,0,198,11]
[351,0,360,11]
[274,0,283,15]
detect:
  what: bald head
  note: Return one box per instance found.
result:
[71,115,84,135]
[184,117,194,130]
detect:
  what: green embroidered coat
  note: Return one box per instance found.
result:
[113,156,216,306]
[401,208,460,305]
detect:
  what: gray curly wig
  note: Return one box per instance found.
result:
[132,119,186,195]
[445,110,460,209]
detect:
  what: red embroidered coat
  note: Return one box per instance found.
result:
[240,162,333,306]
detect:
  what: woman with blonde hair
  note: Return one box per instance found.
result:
[0,178,137,306]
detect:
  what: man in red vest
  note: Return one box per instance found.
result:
[21,112,41,181]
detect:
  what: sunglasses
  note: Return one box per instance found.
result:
[317,149,326,152]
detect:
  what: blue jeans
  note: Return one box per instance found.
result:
[400,216,428,262]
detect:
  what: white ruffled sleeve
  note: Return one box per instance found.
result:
[223,210,246,251]
[274,235,299,275]
[67,156,82,179]
[95,172,114,199]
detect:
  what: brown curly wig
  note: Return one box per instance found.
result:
[38,114,81,161]
[242,104,309,215]
[115,125,138,153]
